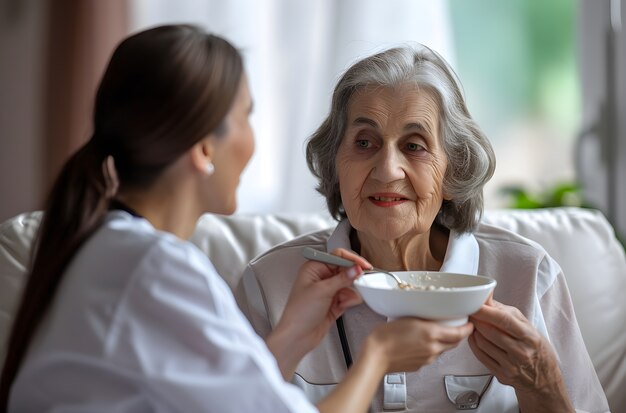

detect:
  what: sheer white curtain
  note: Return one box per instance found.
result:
[130,0,455,214]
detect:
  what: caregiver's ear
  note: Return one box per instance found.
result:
[189,136,215,174]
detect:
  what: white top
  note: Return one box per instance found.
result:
[242,219,610,413]
[9,211,318,413]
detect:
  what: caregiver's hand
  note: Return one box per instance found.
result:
[468,296,574,413]
[266,248,370,380]
[317,318,473,413]
[366,318,474,373]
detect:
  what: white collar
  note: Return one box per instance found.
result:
[440,231,479,275]
[327,219,479,275]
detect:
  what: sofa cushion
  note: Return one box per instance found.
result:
[0,208,624,411]
[189,213,336,291]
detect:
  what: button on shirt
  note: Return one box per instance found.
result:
[10,211,318,413]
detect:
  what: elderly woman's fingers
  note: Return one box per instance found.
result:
[472,318,544,368]
[470,303,533,340]
[470,304,543,369]
[468,332,502,372]
[468,304,566,394]
[471,318,532,359]
[489,298,527,321]
[471,328,509,360]
[470,327,558,390]
[469,328,529,383]
[468,332,536,390]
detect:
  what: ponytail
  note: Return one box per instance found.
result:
[0,140,115,409]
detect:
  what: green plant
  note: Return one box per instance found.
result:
[500,182,626,250]
[499,182,585,209]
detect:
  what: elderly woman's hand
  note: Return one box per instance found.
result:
[266,248,370,380]
[468,297,575,413]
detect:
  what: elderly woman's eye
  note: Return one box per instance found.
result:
[356,139,371,149]
[406,142,424,152]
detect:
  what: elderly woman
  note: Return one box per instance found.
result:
[240,45,609,412]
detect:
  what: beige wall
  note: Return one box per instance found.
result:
[0,1,48,222]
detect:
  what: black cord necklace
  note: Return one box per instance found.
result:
[336,316,353,369]
[335,229,365,370]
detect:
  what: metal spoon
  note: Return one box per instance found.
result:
[302,247,412,289]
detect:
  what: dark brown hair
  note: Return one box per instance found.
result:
[0,24,243,409]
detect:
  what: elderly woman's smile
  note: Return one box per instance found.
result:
[368,193,411,206]
[335,84,449,264]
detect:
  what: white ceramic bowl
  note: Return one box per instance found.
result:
[353,271,497,326]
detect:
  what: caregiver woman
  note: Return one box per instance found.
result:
[0,25,473,413]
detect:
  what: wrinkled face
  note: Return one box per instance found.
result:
[335,84,448,241]
[209,75,255,215]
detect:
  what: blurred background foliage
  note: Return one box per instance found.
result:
[499,182,585,209]
[449,0,578,134]
[499,182,626,250]
[449,0,581,210]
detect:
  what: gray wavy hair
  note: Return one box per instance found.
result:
[306,45,496,233]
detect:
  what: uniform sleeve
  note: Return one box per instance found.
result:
[107,239,318,413]
[538,257,610,413]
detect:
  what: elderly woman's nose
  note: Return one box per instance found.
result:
[371,147,406,181]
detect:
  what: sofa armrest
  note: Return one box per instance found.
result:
[0,211,42,367]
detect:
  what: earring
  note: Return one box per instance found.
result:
[205,162,215,176]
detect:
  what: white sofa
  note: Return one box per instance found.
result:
[1,207,625,412]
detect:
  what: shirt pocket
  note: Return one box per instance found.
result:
[444,374,493,410]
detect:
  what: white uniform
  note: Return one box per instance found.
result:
[241,219,610,413]
[9,211,318,413]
